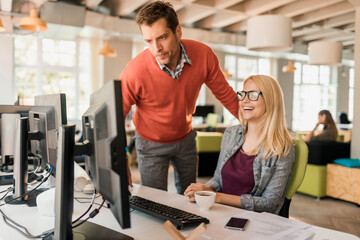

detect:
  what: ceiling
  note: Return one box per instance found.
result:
[1,0,359,58]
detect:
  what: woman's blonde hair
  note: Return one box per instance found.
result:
[239,75,293,159]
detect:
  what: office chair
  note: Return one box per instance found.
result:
[205,113,218,132]
[278,139,308,218]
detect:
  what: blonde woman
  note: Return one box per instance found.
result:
[185,75,295,214]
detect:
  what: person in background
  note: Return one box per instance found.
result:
[304,110,338,142]
[185,75,295,214]
[119,1,239,194]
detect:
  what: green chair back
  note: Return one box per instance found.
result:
[285,139,309,199]
[206,113,218,128]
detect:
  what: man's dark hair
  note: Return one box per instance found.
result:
[136,1,179,33]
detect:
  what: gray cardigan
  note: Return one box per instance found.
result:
[206,125,295,214]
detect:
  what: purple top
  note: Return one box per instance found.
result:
[221,148,256,196]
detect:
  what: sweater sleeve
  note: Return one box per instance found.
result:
[204,49,239,118]
[119,68,140,118]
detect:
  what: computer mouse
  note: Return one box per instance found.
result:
[36,188,55,217]
[74,176,89,192]
[83,183,95,194]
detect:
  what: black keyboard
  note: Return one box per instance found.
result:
[129,195,210,230]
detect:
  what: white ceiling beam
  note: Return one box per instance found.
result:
[177,6,215,25]
[214,0,245,9]
[348,0,360,7]
[272,0,343,18]
[342,40,355,46]
[197,12,247,29]
[85,0,103,9]
[342,22,355,32]
[117,0,148,16]
[292,1,354,28]
[295,29,341,41]
[237,0,297,16]
[322,11,355,28]
[292,25,322,37]
[318,33,354,42]
[224,20,247,32]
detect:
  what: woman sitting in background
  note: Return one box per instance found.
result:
[184,75,294,214]
[305,110,338,142]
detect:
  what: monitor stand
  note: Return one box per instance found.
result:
[43,124,133,240]
[4,117,46,207]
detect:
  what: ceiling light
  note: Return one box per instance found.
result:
[98,41,117,57]
[0,17,4,32]
[282,61,296,73]
[19,9,48,32]
[246,15,293,52]
[223,69,232,78]
[308,41,342,65]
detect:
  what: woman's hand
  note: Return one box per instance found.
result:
[184,183,213,202]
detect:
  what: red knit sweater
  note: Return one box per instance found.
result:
[120,39,238,143]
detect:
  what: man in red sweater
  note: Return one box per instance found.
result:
[120,1,239,194]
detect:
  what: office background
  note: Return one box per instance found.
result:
[0,1,359,156]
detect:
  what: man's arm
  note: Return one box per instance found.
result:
[204,51,239,118]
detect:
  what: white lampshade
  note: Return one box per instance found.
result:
[246,15,293,52]
[308,41,342,65]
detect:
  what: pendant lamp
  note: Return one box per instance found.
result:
[282,61,296,73]
[19,9,47,32]
[0,18,4,32]
[246,15,293,52]
[223,69,233,78]
[308,41,342,65]
[98,41,117,57]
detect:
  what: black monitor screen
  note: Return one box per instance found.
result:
[82,80,130,229]
[193,105,215,118]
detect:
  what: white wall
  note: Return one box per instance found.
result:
[0,36,15,104]
[277,58,295,130]
[336,66,350,115]
[103,39,133,86]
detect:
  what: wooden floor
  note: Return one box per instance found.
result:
[130,165,360,238]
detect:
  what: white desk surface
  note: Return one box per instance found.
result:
[0,184,359,240]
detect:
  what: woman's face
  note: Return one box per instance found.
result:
[240,79,266,124]
[318,113,326,124]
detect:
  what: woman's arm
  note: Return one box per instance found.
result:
[184,183,242,208]
[304,122,320,142]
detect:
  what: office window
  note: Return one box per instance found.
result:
[348,68,354,121]
[14,36,91,120]
[292,62,336,131]
[223,55,270,124]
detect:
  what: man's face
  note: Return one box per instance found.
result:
[141,18,182,71]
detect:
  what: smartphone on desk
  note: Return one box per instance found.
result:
[224,217,249,231]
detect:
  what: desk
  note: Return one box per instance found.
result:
[0,184,359,240]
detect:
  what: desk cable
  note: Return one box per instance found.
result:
[0,187,13,201]
[72,198,106,229]
[2,169,52,206]
[0,168,53,239]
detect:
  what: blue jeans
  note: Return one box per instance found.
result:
[135,130,198,194]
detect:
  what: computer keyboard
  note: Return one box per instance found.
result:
[129,195,210,230]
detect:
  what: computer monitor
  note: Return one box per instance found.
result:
[0,105,33,164]
[29,93,67,170]
[81,80,130,229]
[47,80,132,240]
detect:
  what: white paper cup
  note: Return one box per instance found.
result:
[195,191,216,210]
